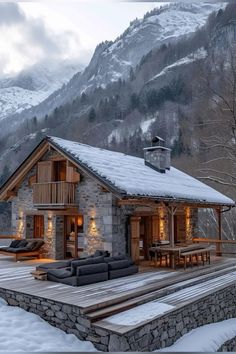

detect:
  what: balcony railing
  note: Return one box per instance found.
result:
[33,182,76,207]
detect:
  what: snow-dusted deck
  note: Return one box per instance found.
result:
[0,255,235,314]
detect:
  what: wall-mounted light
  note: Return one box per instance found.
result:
[48,216,52,221]
[77,215,83,226]
[18,216,23,221]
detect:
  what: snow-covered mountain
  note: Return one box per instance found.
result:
[80,3,222,91]
[0,60,81,120]
[16,2,223,121]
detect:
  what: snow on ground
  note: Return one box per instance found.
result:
[0,298,96,352]
[148,48,207,83]
[140,117,156,134]
[157,319,236,352]
[106,301,174,326]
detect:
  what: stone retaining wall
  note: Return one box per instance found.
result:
[218,336,236,351]
[0,283,236,351]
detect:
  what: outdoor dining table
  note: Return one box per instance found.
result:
[149,246,189,269]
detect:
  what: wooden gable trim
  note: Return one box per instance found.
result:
[0,140,49,201]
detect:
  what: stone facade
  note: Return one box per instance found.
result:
[10,148,199,259]
[0,283,235,351]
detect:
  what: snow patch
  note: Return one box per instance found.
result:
[0,298,97,352]
[140,117,156,133]
[148,48,207,83]
[157,319,236,352]
[106,301,174,326]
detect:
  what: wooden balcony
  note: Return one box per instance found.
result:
[33,182,77,208]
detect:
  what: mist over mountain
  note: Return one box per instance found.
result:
[0,60,82,121]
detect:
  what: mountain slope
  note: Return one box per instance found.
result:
[0,60,81,121]
[11,2,222,122]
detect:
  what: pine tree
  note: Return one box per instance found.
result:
[88,107,96,122]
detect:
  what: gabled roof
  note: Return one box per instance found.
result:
[0,136,234,206]
[49,136,234,206]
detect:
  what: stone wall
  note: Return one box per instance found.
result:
[0,283,236,352]
[55,216,65,260]
[11,167,38,238]
[218,336,236,351]
[9,147,199,259]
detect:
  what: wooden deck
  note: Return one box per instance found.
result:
[0,255,235,315]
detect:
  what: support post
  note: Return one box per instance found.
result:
[167,206,177,248]
[130,216,141,264]
[216,207,222,256]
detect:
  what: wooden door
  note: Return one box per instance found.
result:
[64,216,80,258]
[174,214,186,243]
[130,216,141,264]
[34,215,44,238]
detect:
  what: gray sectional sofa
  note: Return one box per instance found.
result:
[37,251,138,286]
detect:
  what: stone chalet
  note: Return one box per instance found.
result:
[0,136,234,262]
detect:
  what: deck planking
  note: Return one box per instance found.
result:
[0,255,235,313]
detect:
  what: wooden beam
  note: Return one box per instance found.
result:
[25,208,82,216]
[130,216,141,265]
[118,199,229,209]
[193,237,236,244]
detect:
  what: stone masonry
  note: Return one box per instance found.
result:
[10,147,199,259]
[0,283,236,351]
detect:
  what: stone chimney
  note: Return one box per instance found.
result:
[143,136,171,173]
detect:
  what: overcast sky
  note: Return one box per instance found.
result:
[0,1,167,76]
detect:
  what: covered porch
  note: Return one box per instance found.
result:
[121,198,232,269]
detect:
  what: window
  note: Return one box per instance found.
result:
[34,215,44,238]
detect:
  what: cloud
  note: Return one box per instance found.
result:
[0,3,82,76]
[0,3,25,26]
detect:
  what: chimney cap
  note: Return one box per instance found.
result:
[143,146,171,151]
[152,136,165,145]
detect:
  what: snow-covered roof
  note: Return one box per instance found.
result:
[49,136,235,206]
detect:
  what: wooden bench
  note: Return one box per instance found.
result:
[0,250,41,262]
[179,248,211,270]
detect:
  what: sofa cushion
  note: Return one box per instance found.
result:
[93,250,110,257]
[36,260,72,271]
[104,255,131,263]
[31,240,44,251]
[109,265,138,280]
[77,272,108,286]
[9,240,21,248]
[108,259,130,270]
[77,263,108,276]
[47,273,77,286]
[26,241,39,251]
[71,256,104,275]
[47,268,73,279]
[17,240,28,248]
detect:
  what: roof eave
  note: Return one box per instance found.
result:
[120,194,235,208]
